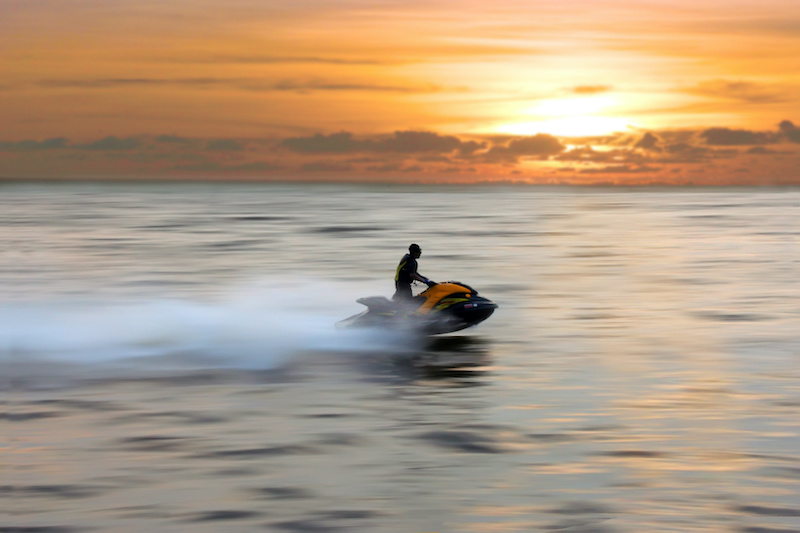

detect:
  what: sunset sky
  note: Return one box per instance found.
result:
[2,0,799,184]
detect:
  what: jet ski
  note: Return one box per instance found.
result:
[337,281,498,335]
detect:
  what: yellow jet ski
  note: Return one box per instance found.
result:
[337,281,497,335]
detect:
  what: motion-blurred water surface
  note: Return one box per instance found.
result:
[3,183,799,532]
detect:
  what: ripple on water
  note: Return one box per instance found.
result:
[250,487,316,500]
[548,502,618,515]
[595,450,670,459]
[186,510,262,522]
[269,510,386,533]
[0,412,62,422]
[308,225,385,234]
[1,485,106,499]
[0,525,79,533]
[693,311,773,322]
[736,505,800,517]
[32,399,123,412]
[193,444,319,459]
[741,527,800,533]
[108,410,229,425]
[269,520,338,532]
[416,429,506,453]
[117,435,193,452]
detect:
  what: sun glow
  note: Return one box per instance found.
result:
[497,116,632,137]
[495,96,634,137]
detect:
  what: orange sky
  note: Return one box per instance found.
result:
[2,0,799,184]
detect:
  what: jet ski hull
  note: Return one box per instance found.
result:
[337,282,497,335]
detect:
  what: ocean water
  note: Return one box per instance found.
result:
[2,182,799,532]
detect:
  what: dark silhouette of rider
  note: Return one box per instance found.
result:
[393,243,436,301]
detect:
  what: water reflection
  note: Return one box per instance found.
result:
[362,335,494,386]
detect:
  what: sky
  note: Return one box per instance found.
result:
[2,0,799,185]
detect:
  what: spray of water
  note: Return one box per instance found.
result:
[0,277,411,383]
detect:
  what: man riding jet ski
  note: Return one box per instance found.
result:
[393,243,434,300]
[338,244,498,335]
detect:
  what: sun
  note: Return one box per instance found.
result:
[495,96,635,137]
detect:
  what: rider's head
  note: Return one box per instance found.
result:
[409,243,421,258]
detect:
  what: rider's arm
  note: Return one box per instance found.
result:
[412,272,436,286]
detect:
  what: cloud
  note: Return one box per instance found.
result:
[381,131,464,153]
[685,80,792,104]
[572,85,612,94]
[366,163,403,172]
[634,132,661,151]
[233,161,283,171]
[501,135,566,155]
[155,135,195,144]
[271,80,441,94]
[485,134,566,161]
[74,136,143,150]
[456,140,488,156]
[556,146,641,164]
[172,163,226,172]
[174,55,394,66]
[661,143,712,162]
[281,131,484,155]
[778,120,800,143]
[206,139,245,151]
[439,166,476,173]
[654,141,743,164]
[579,164,661,174]
[300,161,354,172]
[746,146,781,155]
[0,137,68,151]
[3,124,797,183]
[417,155,453,163]
[38,77,441,94]
[39,78,218,89]
[700,127,772,146]
[281,132,361,153]
[173,161,282,172]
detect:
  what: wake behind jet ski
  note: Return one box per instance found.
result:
[337,281,498,335]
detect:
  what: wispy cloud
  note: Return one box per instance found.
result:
[271,80,441,93]
[173,161,283,172]
[0,138,68,151]
[155,135,196,145]
[38,78,227,89]
[578,164,661,174]
[571,85,612,95]
[37,77,442,94]
[700,127,774,146]
[73,136,143,151]
[300,161,354,172]
[205,139,246,151]
[685,79,794,104]
[167,55,396,66]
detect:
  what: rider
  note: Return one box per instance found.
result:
[393,243,436,301]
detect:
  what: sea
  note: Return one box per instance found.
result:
[2,182,799,532]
